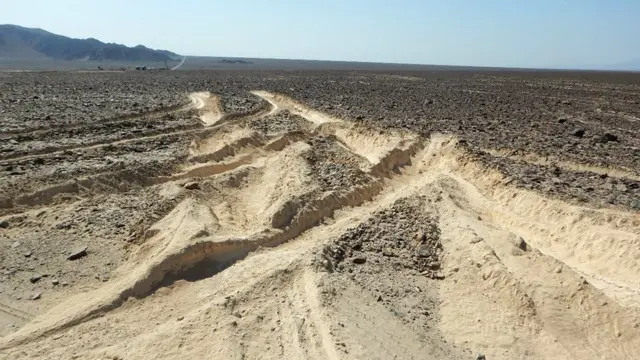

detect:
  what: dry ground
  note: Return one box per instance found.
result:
[1,71,639,360]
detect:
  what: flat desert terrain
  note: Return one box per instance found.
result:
[1,70,639,359]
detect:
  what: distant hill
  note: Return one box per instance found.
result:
[0,24,180,62]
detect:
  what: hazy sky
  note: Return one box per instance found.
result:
[2,0,639,68]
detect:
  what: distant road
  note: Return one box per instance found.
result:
[171,56,187,70]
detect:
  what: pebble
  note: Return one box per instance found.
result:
[381,248,395,257]
[352,256,367,264]
[52,279,59,286]
[0,220,9,229]
[67,246,88,260]
[571,128,585,138]
[470,236,483,244]
[31,292,42,300]
[183,181,200,190]
[29,275,42,283]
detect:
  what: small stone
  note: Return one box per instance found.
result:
[470,236,483,244]
[184,182,200,190]
[352,256,367,264]
[0,220,9,229]
[61,280,69,287]
[23,251,32,258]
[51,279,59,286]
[29,275,42,283]
[616,331,622,337]
[31,292,42,300]
[600,133,618,143]
[177,316,184,321]
[67,246,88,260]
[554,267,562,274]
[381,248,395,257]
[11,241,20,248]
[477,354,486,360]
[571,128,585,138]
[377,295,383,302]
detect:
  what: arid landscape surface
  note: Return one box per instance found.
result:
[1,70,640,359]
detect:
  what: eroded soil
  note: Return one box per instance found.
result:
[1,70,639,360]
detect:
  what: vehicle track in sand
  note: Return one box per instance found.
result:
[1,91,640,359]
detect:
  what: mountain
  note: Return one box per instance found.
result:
[0,24,179,62]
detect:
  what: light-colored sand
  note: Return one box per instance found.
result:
[189,92,223,126]
[2,92,640,360]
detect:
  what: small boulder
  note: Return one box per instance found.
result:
[183,182,200,190]
[29,275,42,284]
[352,256,367,264]
[571,128,585,138]
[381,248,395,257]
[0,220,9,229]
[67,246,88,261]
[599,133,618,143]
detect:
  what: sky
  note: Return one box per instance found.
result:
[1,0,639,69]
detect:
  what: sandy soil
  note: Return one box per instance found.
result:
[1,88,640,360]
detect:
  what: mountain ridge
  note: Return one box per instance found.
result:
[0,24,179,62]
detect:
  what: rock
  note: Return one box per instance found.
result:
[600,133,618,143]
[67,246,88,260]
[615,183,628,192]
[183,181,200,190]
[470,236,483,244]
[31,292,42,300]
[381,248,395,257]
[177,316,184,321]
[352,256,367,264]
[477,354,486,360]
[29,275,42,283]
[557,117,568,123]
[11,241,21,248]
[0,220,9,229]
[510,235,529,251]
[554,267,562,274]
[416,245,432,258]
[571,128,585,138]
[51,279,59,286]
[23,251,32,258]
[630,200,640,210]
[61,280,69,287]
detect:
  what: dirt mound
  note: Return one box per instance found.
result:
[2,90,640,360]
